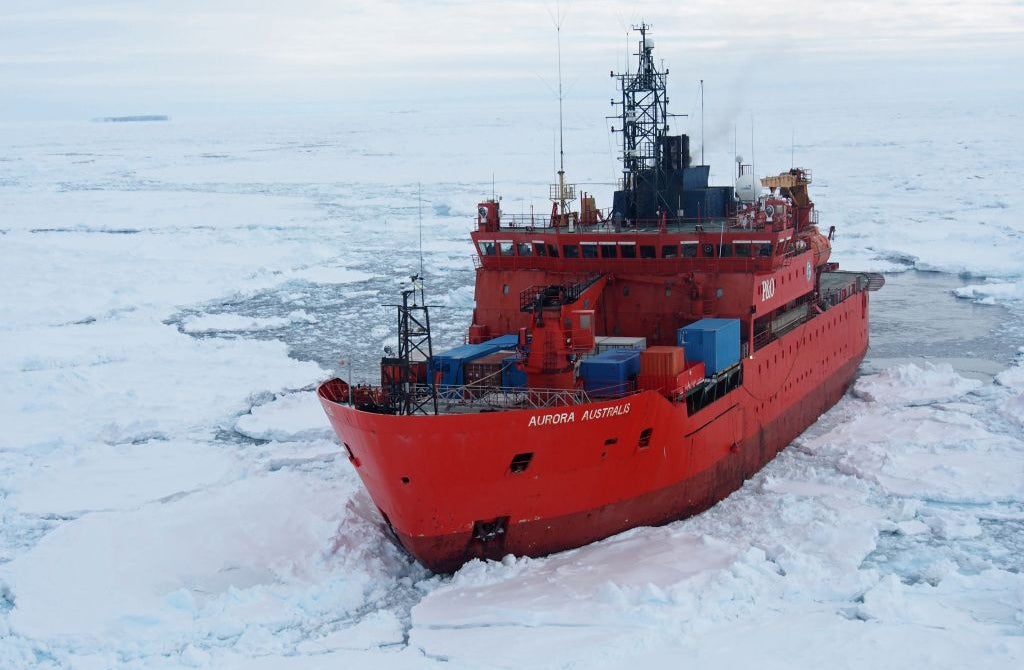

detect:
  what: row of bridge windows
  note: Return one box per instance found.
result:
[478,241,775,260]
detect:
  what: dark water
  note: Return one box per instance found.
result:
[167,265,476,383]
[865,270,1019,379]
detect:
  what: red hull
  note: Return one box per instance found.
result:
[320,293,869,572]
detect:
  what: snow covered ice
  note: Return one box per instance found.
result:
[3,53,1024,670]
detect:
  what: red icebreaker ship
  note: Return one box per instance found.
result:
[318,25,884,573]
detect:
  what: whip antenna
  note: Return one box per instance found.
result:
[418,182,424,277]
[700,79,704,165]
[556,6,567,222]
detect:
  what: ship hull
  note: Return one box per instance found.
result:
[320,293,868,572]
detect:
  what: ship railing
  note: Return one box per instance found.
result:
[818,281,864,311]
[753,329,772,351]
[476,254,776,274]
[819,288,847,310]
[498,208,615,230]
[495,213,758,233]
[817,271,882,312]
[415,384,594,412]
[519,274,603,312]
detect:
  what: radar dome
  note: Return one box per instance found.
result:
[736,171,758,203]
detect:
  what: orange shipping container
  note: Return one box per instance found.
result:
[640,346,685,377]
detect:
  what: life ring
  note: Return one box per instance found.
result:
[478,206,488,220]
[765,204,775,218]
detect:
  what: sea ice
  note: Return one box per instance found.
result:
[234,390,336,442]
[2,80,1023,669]
[181,310,317,333]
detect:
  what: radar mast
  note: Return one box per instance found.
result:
[610,24,687,222]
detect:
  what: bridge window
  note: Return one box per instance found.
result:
[662,245,678,259]
[718,244,733,257]
[533,242,547,256]
[517,242,533,256]
[480,241,496,256]
[640,245,656,259]
[548,244,559,257]
[563,244,579,258]
[620,244,637,259]
[759,243,773,257]
[735,243,752,257]
[600,244,617,258]
[581,243,598,258]
[499,241,514,256]
[682,243,698,258]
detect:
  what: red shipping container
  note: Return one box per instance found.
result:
[674,361,705,392]
[381,359,429,386]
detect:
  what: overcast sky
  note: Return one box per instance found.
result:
[1,0,1022,120]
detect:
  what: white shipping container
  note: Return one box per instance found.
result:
[594,336,647,353]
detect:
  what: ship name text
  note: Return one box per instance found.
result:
[528,402,631,428]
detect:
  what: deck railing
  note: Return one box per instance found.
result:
[426,384,593,411]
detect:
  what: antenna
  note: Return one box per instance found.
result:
[544,2,576,231]
[553,130,557,176]
[556,8,567,221]
[417,182,424,277]
[625,31,629,77]
[751,115,756,196]
[700,79,704,165]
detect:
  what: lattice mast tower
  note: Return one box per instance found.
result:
[611,24,672,219]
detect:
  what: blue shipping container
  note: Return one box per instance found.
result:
[599,349,642,377]
[579,349,640,397]
[430,334,519,386]
[580,350,640,379]
[502,356,527,388]
[677,318,741,376]
[484,334,520,349]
